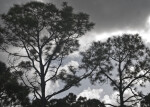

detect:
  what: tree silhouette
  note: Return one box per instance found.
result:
[76,96,87,107]
[48,93,105,107]
[86,99,105,107]
[81,34,150,107]
[0,1,94,107]
[141,93,150,107]
[65,93,77,106]
[0,61,30,107]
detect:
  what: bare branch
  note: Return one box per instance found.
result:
[45,55,63,82]
[123,70,150,93]
[22,40,41,76]
[0,47,28,57]
[24,71,42,99]
[46,66,96,100]
[100,66,119,89]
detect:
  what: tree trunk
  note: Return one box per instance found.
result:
[41,75,46,107]
[40,60,46,107]
[39,43,46,107]
[119,61,125,107]
[119,90,124,107]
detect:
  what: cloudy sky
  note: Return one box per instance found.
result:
[1,0,150,106]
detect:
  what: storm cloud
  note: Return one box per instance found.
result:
[1,0,150,33]
[51,0,150,33]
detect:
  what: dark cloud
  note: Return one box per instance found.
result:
[0,0,30,14]
[1,0,150,33]
[52,0,150,33]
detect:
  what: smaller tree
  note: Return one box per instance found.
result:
[86,99,105,107]
[81,34,150,107]
[64,93,77,106]
[47,93,105,107]
[0,61,30,106]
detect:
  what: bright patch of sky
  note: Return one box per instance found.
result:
[35,0,44,2]
[77,87,103,100]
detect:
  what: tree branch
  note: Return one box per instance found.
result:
[46,66,96,100]
[100,66,119,89]
[22,40,41,76]
[123,70,150,93]
[45,54,63,82]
